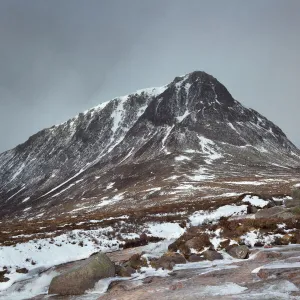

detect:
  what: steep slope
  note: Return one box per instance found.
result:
[0,71,300,221]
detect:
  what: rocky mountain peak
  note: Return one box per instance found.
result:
[0,71,300,221]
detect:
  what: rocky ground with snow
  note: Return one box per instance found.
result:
[1,189,300,299]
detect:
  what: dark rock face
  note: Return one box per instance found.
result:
[48,252,115,295]
[1,71,300,220]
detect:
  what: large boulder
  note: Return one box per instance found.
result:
[226,245,249,259]
[255,206,294,219]
[48,253,115,295]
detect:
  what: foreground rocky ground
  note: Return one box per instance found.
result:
[11,243,300,299]
[1,186,300,299]
[103,244,300,300]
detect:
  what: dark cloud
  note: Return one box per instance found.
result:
[0,0,299,152]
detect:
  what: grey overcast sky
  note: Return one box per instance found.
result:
[0,0,299,153]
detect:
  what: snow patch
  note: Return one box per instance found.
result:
[189,205,248,226]
[175,155,191,161]
[96,193,125,208]
[146,223,185,240]
[197,135,223,164]
[242,195,269,208]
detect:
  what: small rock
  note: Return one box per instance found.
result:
[188,254,205,262]
[143,277,154,284]
[115,265,135,277]
[169,282,184,290]
[185,234,212,253]
[156,252,186,270]
[226,245,249,259]
[203,250,223,261]
[0,270,9,283]
[291,231,300,244]
[126,253,148,270]
[139,233,148,242]
[274,234,293,246]
[16,268,28,274]
[292,187,300,201]
[249,206,258,214]
[219,239,230,250]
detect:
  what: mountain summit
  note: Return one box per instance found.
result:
[1,71,300,220]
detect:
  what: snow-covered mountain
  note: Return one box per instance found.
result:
[1,71,300,220]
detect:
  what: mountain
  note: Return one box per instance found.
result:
[1,71,300,221]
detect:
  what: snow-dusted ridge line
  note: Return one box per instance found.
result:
[54,84,169,128]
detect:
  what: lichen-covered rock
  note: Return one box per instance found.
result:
[48,252,115,295]
[155,252,186,270]
[185,234,212,252]
[168,231,212,258]
[203,250,223,261]
[226,245,249,259]
[125,253,148,270]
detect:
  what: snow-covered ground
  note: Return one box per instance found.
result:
[242,195,269,208]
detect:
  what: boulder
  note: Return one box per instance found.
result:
[254,251,282,261]
[249,206,258,214]
[285,199,300,208]
[16,268,28,274]
[125,253,148,270]
[226,245,249,259]
[115,265,136,277]
[184,234,212,253]
[274,234,292,245]
[219,239,230,250]
[48,252,115,295]
[156,252,186,270]
[292,186,300,201]
[188,254,205,262]
[255,206,294,220]
[203,250,223,261]
[0,270,9,282]
[257,266,300,281]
